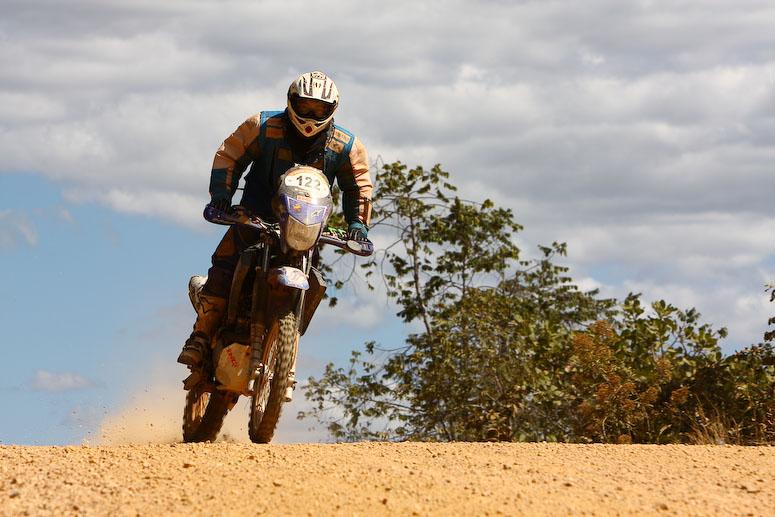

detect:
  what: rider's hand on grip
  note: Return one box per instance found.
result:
[347,221,369,242]
[211,198,232,214]
[204,200,239,225]
[345,221,373,255]
[345,239,373,255]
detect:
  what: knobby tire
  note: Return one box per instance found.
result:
[182,384,231,443]
[248,310,296,443]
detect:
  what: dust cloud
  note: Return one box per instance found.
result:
[94,358,321,445]
[95,361,250,445]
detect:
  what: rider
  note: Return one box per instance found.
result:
[178,70,373,366]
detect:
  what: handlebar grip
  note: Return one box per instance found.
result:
[203,204,236,225]
[204,204,373,256]
[347,239,374,256]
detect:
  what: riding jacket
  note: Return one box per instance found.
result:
[209,110,372,225]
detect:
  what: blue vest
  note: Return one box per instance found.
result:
[240,110,355,218]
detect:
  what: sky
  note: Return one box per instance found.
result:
[1,0,774,445]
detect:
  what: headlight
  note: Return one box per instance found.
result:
[277,195,330,252]
[284,218,322,251]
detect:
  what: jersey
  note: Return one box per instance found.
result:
[209,110,372,225]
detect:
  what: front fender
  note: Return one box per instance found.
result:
[267,266,309,290]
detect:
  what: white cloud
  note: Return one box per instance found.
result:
[28,370,94,392]
[0,92,67,124]
[611,278,772,350]
[1,0,774,349]
[554,213,775,274]
[326,296,384,330]
[63,186,207,229]
[0,209,38,249]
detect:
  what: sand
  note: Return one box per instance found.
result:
[1,442,773,516]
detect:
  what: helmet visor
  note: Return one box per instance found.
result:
[290,95,336,121]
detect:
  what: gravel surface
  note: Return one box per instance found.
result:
[1,442,773,516]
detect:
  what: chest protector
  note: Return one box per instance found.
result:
[240,110,355,219]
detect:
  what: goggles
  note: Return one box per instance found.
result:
[290,96,336,120]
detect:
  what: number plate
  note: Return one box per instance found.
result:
[284,171,329,198]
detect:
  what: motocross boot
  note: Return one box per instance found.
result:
[177,294,227,367]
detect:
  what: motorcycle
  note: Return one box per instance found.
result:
[181,165,373,443]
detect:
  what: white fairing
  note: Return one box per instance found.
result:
[188,275,207,316]
[215,343,252,394]
[277,166,333,253]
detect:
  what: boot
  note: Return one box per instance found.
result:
[177,294,227,366]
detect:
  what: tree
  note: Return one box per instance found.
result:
[303,162,612,441]
[765,284,775,344]
[302,162,775,444]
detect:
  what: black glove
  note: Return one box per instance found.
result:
[210,197,232,213]
[347,221,369,242]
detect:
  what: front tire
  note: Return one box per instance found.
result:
[248,311,296,443]
[182,384,231,442]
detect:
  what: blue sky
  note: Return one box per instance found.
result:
[1,173,397,444]
[2,0,774,444]
[1,173,210,444]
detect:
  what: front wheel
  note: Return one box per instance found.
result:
[248,310,297,443]
[182,383,232,442]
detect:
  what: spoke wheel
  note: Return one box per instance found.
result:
[182,383,231,443]
[248,310,296,443]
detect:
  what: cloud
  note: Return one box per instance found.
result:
[0,210,38,250]
[1,0,774,350]
[612,277,773,351]
[63,186,207,229]
[326,296,385,329]
[28,370,94,392]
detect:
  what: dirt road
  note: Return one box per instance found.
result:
[1,442,773,516]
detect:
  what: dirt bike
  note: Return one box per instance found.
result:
[181,165,373,443]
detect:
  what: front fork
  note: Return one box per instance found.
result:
[286,253,310,401]
[249,244,310,400]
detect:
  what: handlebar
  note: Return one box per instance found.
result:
[203,204,374,257]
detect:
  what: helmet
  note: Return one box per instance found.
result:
[287,71,339,137]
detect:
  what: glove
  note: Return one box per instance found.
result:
[347,221,369,242]
[210,197,232,213]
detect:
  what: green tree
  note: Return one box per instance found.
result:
[303,162,612,441]
[303,162,775,444]
[765,284,775,344]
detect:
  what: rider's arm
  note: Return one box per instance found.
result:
[336,136,373,226]
[209,114,262,203]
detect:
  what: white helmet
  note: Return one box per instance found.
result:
[287,71,339,137]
